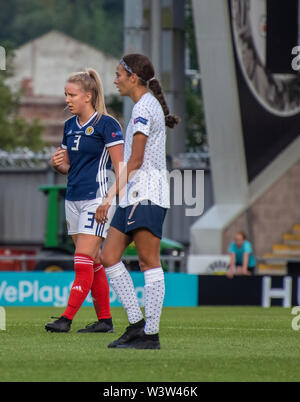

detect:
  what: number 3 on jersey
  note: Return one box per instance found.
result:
[71,135,81,151]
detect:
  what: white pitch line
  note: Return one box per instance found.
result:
[6,325,294,333]
[164,326,291,332]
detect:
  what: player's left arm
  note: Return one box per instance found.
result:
[242,253,251,275]
[113,131,147,201]
[242,241,253,275]
[106,132,147,200]
[95,133,147,224]
[95,143,124,224]
[127,131,147,173]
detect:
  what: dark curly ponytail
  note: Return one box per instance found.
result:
[121,53,180,129]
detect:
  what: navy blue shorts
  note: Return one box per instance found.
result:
[110,201,167,239]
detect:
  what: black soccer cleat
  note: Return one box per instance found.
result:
[107,319,145,348]
[45,316,72,333]
[116,332,161,350]
[77,318,114,333]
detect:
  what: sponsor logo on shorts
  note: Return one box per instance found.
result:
[127,220,136,226]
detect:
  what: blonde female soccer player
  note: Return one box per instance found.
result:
[45,69,123,333]
[95,54,180,349]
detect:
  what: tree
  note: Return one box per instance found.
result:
[0,48,44,151]
[0,0,124,58]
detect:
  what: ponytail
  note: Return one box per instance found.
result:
[148,78,180,128]
[86,68,107,121]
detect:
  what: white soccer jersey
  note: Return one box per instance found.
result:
[119,92,170,208]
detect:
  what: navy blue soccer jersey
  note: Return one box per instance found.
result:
[61,111,123,201]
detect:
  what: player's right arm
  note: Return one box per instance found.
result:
[51,147,70,175]
[227,251,236,279]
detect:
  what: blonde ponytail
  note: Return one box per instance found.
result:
[86,68,107,118]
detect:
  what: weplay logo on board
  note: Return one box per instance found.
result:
[0,272,198,307]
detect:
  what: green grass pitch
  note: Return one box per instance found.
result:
[0,306,300,382]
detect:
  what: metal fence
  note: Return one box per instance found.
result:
[0,149,213,246]
[1,254,297,275]
[0,254,186,273]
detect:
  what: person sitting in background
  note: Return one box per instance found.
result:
[227,231,256,278]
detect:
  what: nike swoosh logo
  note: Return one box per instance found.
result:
[127,220,136,225]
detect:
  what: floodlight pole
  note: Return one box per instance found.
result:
[151,0,161,79]
[123,0,185,155]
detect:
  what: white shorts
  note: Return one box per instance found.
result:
[65,198,115,238]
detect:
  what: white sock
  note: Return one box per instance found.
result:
[105,261,144,324]
[144,267,165,335]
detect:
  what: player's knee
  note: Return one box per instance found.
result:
[138,260,147,271]
[139,259,153,272]
[99,251,115,268]
[94,250,101,265]
[138,259,159,272]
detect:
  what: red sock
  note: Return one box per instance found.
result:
[91,263,111,320]
[63,254,94,320]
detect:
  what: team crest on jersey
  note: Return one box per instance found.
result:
[85,126,94,135]
[134,116,148,125]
